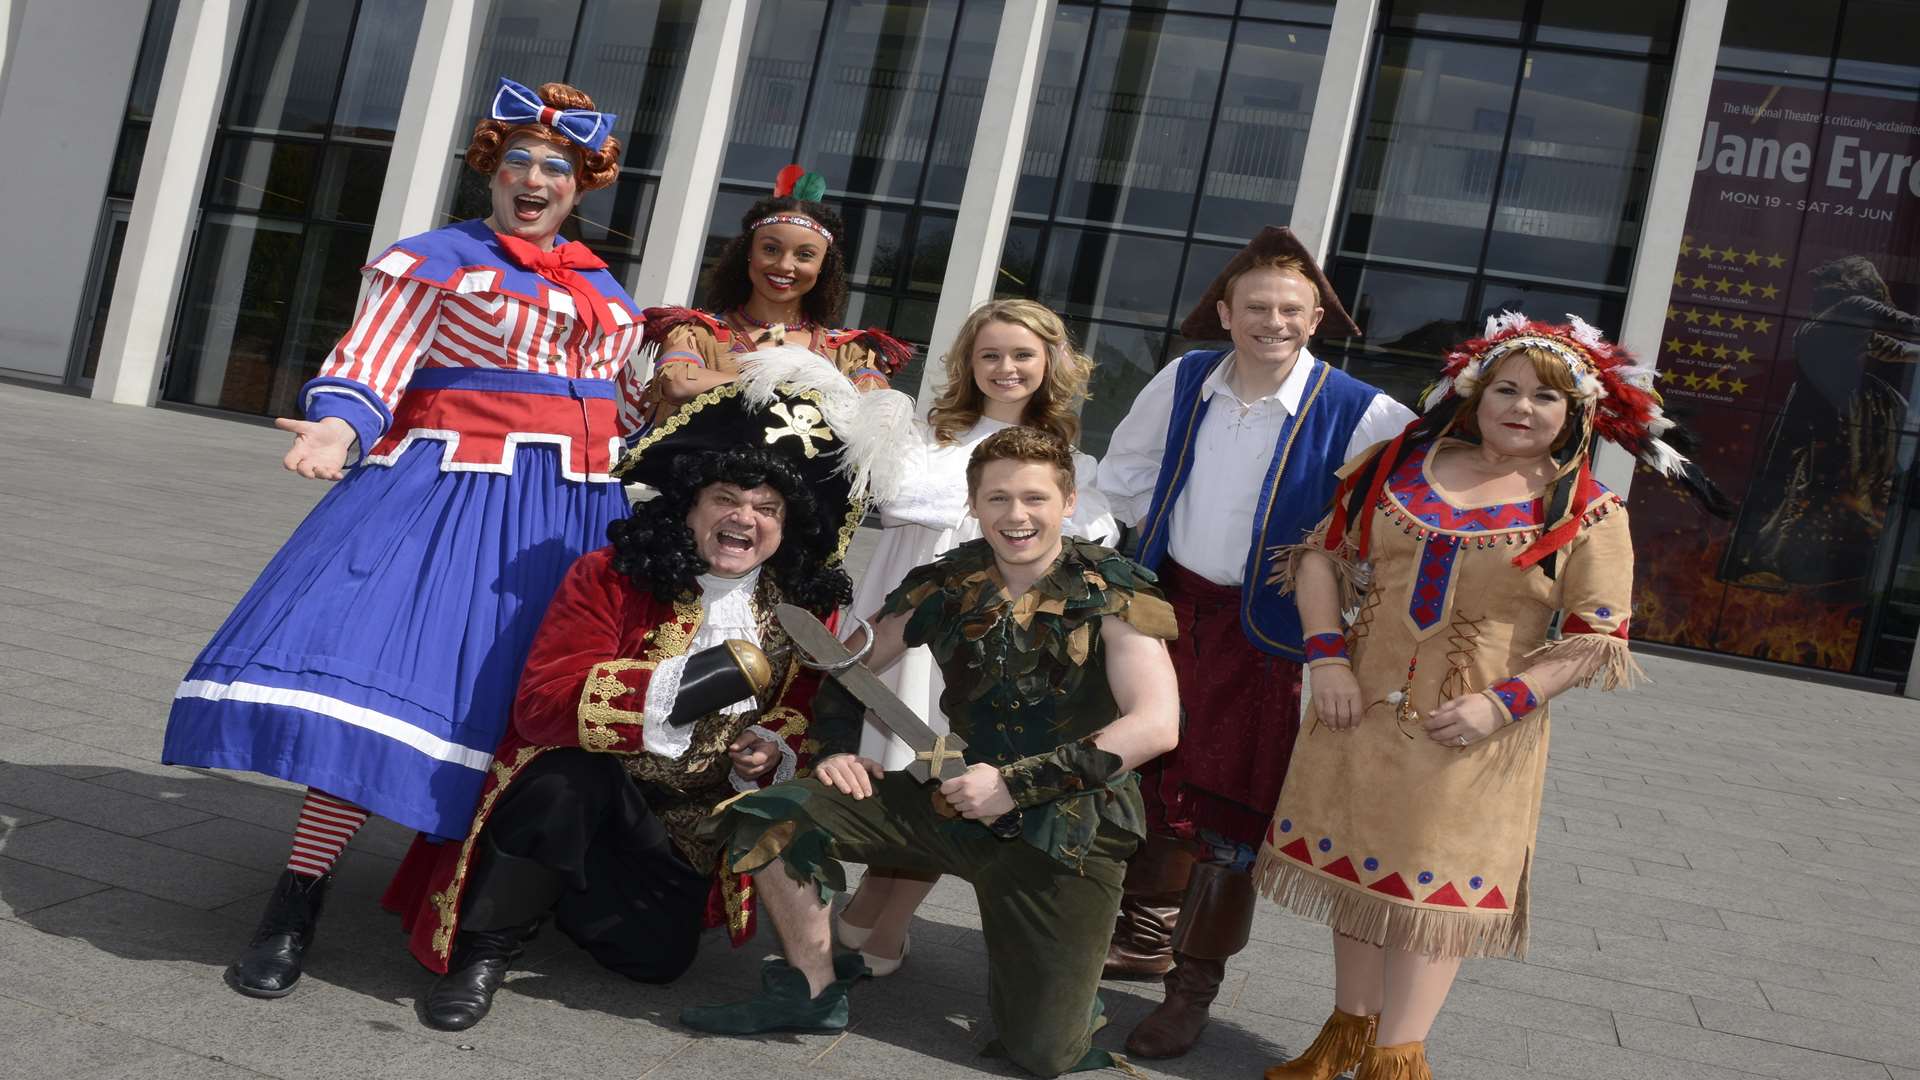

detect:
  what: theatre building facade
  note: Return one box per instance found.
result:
[0,0,1915,689]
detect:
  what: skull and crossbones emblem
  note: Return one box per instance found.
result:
[763,401,835,459]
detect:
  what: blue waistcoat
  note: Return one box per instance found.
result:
[1134,349,1382,659]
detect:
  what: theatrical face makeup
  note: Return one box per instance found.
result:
[1476,353,1571,459]
[1217,267,1324,375]
[970,459,1076,572]
[747,221,824,310]
[487,134,582,248]
[687,482,787,577]
[970,321,1048,413]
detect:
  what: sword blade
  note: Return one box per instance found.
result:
[774,604,971,782]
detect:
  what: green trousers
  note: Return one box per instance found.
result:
[717,771,1138,1077]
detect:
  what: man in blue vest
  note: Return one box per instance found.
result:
[1097,227,1414,1059]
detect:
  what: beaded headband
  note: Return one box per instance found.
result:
[750,213,834,246]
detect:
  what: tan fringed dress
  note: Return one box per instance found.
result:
[1253,439,1638,959]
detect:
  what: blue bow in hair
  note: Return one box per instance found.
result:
[490,76,617,152]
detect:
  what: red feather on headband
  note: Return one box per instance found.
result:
[772,164,804,199]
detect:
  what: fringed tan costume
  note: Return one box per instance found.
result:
[1253,313,1726,1080]
[1255,438,1637,958]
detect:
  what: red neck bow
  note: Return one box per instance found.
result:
[495,232,612,335]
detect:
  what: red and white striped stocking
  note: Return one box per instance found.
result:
[285,789,370,879]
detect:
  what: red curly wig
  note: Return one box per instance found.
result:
[465,82,622,191]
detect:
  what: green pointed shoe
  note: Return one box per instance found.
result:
[680,954,869,1036]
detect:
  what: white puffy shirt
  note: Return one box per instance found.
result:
[1097,349,1415,586]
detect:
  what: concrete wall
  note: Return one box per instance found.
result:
[0,0,148,380]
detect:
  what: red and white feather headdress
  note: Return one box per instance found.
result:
[1327,312,1726,575]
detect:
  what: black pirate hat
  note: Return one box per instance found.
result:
[614,345,915,563]
[1177,226,1361,342]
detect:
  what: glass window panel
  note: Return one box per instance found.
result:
[1105,0,1235,15]
[1534,0,1680,56]
[1338,36,1523,273]
[467,0,585,124]
[909,213,956,295]
[1337,354,1435,414]
[723,0,830,185]
[1482,52,1667,289]
[571,172,659,258]
[312,143,393,225]
[1014,6,1092,216]
[1834,0,1920,89]
[843,289,895,332]
[1174,241,1240,335]
[568,0,702,171]
[921,0,1005,207]
[78,216,131,381]
[797,0,963,202]
[887,296,937,392]
[1472,279,1623,336]
[1716,1,1840,78]
[108,124,151,200]
[1193,20,1329,240]
[1053,10,1230,232]
[269,224,381,416]
[205,137,320,216]
[1382,0,1525,40]
[446,161,493,224]
[332,0,426,139]
[127,0,183,124]
[698,189,762,301]
[1039,227,1185,326]
[996,222,1045,298]
[166,215,307,414]
[223,0,358,134]
[1331,262,1472,363]
[1238,1,1336,25]
[1073,319,1168,456]
[839,205,911,291]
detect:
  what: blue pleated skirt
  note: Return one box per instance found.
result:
[163,440,628,839]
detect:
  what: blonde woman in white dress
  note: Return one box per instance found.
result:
[835,299,1117,975]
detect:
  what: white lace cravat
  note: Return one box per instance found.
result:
[641,569,762,760]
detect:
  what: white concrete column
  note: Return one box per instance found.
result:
[1591,0,1728,494]
[1288,0,1381,262]
[0,0,22,98]
[631,0,764,308]
[917,0,1056,404]
[90,0,247,407]
[369,0,495,256]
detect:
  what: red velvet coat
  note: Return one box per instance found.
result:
[380,547,826,972]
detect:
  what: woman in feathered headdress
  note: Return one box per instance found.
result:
[1253,314,1725,1080]
[637,165,913,427]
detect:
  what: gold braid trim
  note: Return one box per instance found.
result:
[578,659,655,752]
[428,743,547,960]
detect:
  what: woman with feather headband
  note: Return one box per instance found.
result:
[1253,314,1727,1080]
[637,165,912,428]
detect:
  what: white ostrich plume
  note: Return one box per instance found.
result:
[733,344,915,505]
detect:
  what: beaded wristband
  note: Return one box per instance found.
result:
[1483,676,1539,726]
[1303,631,1350,668]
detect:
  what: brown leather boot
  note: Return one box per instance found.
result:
[1354,1040,1432,1080]
[1264,1008,1379,1079]
[1122,863,1255,1059]
[1104,834,1195,979]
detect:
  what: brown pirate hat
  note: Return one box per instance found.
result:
[1177,226,1361,342]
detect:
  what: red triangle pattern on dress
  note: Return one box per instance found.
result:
[1476,885,1509,910]
[1423,882,1469,907]
[1280,838,1313,864]
[1322,856,1361,883]
[1367,872,1414,899]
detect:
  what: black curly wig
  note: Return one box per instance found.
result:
[606,446,853,613]
[700,196,850,327]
